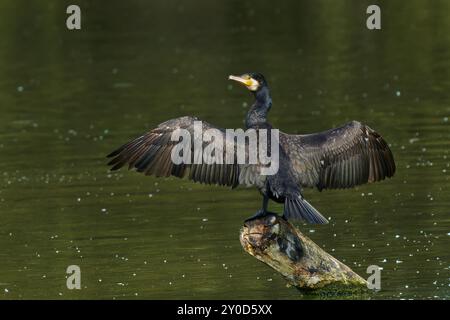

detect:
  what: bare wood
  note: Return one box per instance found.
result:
[240,214,367,291]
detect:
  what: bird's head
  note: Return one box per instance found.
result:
[228,73,267,92]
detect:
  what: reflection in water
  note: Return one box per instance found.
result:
[0,0,449,299]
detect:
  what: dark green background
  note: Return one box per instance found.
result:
[0,0,448,299]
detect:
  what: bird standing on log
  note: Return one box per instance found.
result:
[107,73,396,223]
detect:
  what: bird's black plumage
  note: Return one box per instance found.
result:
[107,73,396,224]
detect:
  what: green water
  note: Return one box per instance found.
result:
[0,0,449,299]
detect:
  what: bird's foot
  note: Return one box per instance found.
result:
[245,210,268,223]
[245,210,279,223]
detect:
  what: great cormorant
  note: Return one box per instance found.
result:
[107,73,395,223]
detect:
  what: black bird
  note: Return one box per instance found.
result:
[107,73,395,223]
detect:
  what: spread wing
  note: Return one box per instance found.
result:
[106,116,265,188]
[282,121,396,190]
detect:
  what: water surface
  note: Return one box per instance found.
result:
[0,0,449,299]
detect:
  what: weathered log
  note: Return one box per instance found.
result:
[239,213,367,292]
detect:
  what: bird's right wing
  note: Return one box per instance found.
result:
[107,116,265,188]
[282,121,395,190]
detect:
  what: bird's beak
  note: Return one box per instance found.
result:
[228,75,260,91]
[228,75,254,87]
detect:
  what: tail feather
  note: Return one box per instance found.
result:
[284,197,329,224]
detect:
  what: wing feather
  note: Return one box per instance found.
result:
[107,116,262,188]
[282,121,395,190]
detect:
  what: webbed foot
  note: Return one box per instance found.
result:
[245,210,267,223]
[245,210,278,223]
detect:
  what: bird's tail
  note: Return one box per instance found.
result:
[284,196,329,224]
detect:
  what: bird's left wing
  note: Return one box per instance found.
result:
[282,121,395,190]
[107,116,264,188]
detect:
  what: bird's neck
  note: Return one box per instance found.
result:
[245,86,272,128]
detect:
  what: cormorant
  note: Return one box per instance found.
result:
[107,73,395,223]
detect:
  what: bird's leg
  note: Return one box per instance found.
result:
[262,195,269,212]
[245,196,270,222]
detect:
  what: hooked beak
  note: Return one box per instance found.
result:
[228,75,259,91]
[228,75,253,87]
